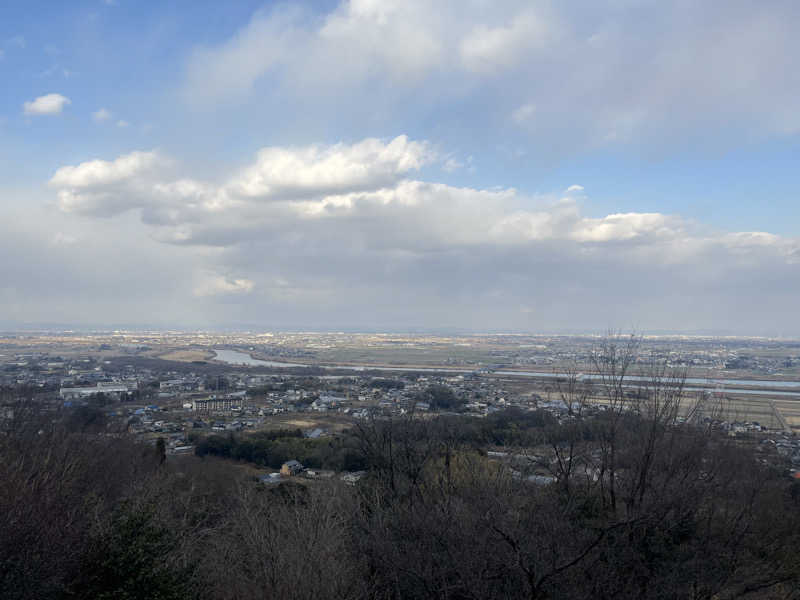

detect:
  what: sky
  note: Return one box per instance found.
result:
[1,0,799,335]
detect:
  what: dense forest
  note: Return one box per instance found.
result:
[2,339,800,599]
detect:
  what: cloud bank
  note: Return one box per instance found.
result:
[46,135,800,333]
[183,0,800,149]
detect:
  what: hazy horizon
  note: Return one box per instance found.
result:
[2,322,799,341]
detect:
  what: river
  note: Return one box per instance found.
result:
[211,350,800,397]
[212,349,307,368]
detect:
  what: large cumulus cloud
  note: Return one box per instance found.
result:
[47,135,800,333]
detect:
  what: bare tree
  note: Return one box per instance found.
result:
[590,332,641,512]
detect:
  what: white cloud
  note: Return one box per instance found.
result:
[23,93,70,116]
[194,274,254,297]
[46,136,789,260]
[570,212,681,243]
[183,1,452,104]
[190,0,459,104]
[92,108,112,122]
[42,135,800,332]
[442,157,463,172]
[317,0,445,80]
[51,232,78,246]
[231,135,432,199]
[49,151,167,217]
[512,103,536,124]
[116,120,130,128]
[50,150,160,189]
[459,10,556,72]
[182,2,800,149]
[47,137,431,220]
[185,5,303,101]
[724,231,781,247]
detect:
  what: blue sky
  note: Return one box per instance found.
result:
[1,0,799,334]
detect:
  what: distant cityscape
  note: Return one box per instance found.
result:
[4,331,800,472]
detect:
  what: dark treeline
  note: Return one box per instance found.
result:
[3,337,800,599]
[190,409,559,472]
[193,428,368,472]
[2,409,800,599]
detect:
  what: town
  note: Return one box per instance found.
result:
[4,330,800,485]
